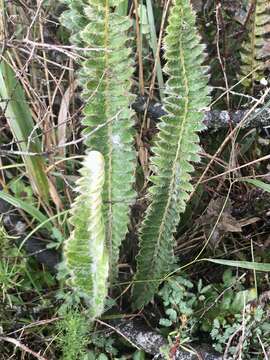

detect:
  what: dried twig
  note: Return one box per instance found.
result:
[0,336,48,360]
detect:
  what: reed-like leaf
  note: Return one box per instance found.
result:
[205,258,270,272]
[146,0,164,99]
[64,151,109,319]
[0,60,50,201]
[0,191,51,230]
[132,0,211,309]
[0,1,49,201]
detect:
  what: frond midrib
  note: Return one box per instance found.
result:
[104,0,113,264]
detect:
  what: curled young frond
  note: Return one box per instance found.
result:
[64,151,108,319]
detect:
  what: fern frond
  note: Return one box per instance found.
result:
[239,0,270,87]
[64,151,108,319]
[61,0,136,281]
[132,0,210,309]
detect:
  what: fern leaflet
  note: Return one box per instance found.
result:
[239,0,270,88]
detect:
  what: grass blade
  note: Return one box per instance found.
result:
[0,191,51,230]
[243,178,270,193]
[146,0,164,99]
[0,59,50,201]
[205,258,270,272]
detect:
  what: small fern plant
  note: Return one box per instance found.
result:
[239,0,270,88]
[64,151,108,319]
[61,0,136,283]
[132,0,211,309]
[62,0,211,315]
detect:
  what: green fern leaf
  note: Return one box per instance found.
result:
[60,0,89,45]
[61,0,136,281]
[64,151,109,319]
[132,0,210,309]
[239,0,270,87]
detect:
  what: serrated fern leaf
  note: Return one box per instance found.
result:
[239,0,270,87]
[132,0,210,309]
[64,151,108,319]
[61,0,135,281]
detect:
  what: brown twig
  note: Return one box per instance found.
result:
[95,319,140,350]
[215,2,230,109]
[0,336,48,360]
[190,87,270,199]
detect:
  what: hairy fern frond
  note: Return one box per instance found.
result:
[64,151,108,319]
[61,0,136,281]
[132,0,211,309]
[239,0,270,87]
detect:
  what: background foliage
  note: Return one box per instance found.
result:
[0,0,269,359]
